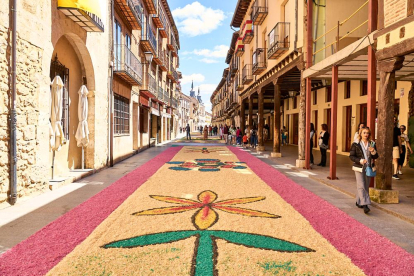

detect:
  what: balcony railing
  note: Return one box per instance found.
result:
[252,0,268,25]
[154,48,167,71]
[252,48,267,75]
[235,73,243,91]
[242,20,254,44]
[242,64,253,85]
[268,22,290,59]
[230,58,238,77]
[148,74,157,95]
[115,0,142,30]
[113,44,143,85]
[158,86,164,101]
[167,34,177,51]
[164,90,170,104]
[141,23,157,54]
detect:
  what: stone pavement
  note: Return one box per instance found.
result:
[0,135,413,260]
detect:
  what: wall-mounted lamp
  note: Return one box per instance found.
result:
[288,91,297,98]
[144,52,153,64]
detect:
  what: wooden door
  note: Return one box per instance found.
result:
[293,113,299,145]
[345,106,352,152]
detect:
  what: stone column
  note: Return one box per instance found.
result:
[248,95,253,132]
[272,82,282,157]
[240,98,246,133]
[371,57,404,203]
[329,65,339,180]
[296,75,306,167]
[257,89,265,151]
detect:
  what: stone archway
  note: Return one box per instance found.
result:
[50,33,96,175]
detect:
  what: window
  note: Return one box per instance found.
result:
[313,90,317,105]
[114,94,130,134]
[286,99,290,110]
[361,80,367,96]
[293,96,297,109]
[326,87,331,102]
[126,34,131,49]
[114,20,122,66]
[345,81,351,99]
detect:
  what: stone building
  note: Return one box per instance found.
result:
[0,0,180,205]
[211,0,414,202]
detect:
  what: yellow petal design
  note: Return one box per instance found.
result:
[132,205,198,216]
[150,195,200,205]
[197,190,217,204]
[192,206,218,230]
[214,205,280,218]
[214,196,265,206]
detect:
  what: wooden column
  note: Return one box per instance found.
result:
[240,99,246,133]
[367,0,378,138]
[329,65,339,180]
[376,57,404,190]
[272,82,281,157]
[248,96,253,132]
[304,0,313,169]
[297,73,306,167]
[257,90,265,151]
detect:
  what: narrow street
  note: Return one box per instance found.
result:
[0,136,413,275]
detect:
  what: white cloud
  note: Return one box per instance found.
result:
[200,58,219,64]
[198,84,217,95]
[203,102,212,112]
[193,45,228,58]
[181,73,205,85]
[172,2,226,37]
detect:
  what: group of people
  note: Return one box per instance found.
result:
[198,125,218,137]
[219,124,259,148]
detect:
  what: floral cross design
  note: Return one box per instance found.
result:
[103,191,313,276]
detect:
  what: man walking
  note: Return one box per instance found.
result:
[392,118,402,179]
[186,124,191,140]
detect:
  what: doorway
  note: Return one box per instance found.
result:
[345,106,352,152]
[292,113,299,145]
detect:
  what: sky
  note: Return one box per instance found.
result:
[168,0,238,112]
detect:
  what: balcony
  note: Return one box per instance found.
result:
[141,25,157,54]
[115,0,142,30]
[242,64,253,85]
[235,74,244,91]
[167,35,177,51]
[252,48,266,75]
[142,0,157,14]
[252,0,268,25]
[235,37,244,57]
[242,20,254,44]
[164,90,170,104]
[148,74,157,95]
[268,22,290,59]
[230,58,238,77]
[158,86,164,101]
[154,48,167,71]
[113,44,143,85]
[152,7,166,29]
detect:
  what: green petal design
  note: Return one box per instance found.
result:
[209,230,313,253]
[103,230,198,249]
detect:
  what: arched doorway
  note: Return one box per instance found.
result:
[50,34,95,176]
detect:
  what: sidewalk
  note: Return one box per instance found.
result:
[250,142,414,224]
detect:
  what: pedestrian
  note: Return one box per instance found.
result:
[203,125,208,139]
[250,126,258,148]
[208,125,212,136]
[392,117,402,180]
[310,123,315,165]
[349,127,378,214]
[317,124,330,167]
[242,133,248,148]
[199,126,203,135]
[213,125,218,136]
[353,122,365,143]
[397,125,413,175]
[186,124,191,140]
[228,125,235,145]
[264,124,270,141]
[236,127,242,145]
[219,124,223,139]
[281,126,287,146]
[223,124,229,143]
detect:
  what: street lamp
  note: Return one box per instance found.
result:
[144,52,153,64]
[288,91,297,98]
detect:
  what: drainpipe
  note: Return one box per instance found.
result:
[9,0,17,205]
[109,0,114,167]
[294,0,298,51]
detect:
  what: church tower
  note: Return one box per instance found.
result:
[197,87,203,103]
[189,80,196,98]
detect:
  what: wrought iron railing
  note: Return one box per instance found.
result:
[252,48,267,75]
[242,64,253,84]
[142,24,157,51]
[148,74,157,94]
[113,44,143,84]
[268,22,290,59]
[252,0,268,25]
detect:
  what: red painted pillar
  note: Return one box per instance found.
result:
[329,66,339,180]
[367,0,378,138]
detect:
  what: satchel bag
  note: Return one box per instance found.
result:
[320,143,329,150]
[366,165,377,177]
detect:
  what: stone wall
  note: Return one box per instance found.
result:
[0,25,50,203]
[384,0,408,27]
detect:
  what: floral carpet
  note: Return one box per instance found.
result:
[1,146,413,276]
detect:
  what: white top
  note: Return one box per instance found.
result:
[353,132,359,143]
[401,133,409,146]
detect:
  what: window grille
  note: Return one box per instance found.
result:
[114,94,130,134]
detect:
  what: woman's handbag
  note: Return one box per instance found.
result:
[366,166,377,177]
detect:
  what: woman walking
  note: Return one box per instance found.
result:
[397,125,413,175]
[349,127,378,214]
[317,124,330,167]
[310,123,315,165]
[203,125,208,139]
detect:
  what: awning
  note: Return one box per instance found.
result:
[151,108,160,116]
[58,0,104,32]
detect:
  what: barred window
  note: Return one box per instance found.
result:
[114,94,130,135]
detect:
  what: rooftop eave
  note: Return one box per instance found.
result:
[230,0,252,28]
